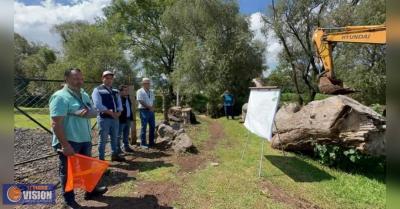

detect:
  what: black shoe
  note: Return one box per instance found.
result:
[63,200,82,209]
[84,186,108,200]
[123,147,134,153]
[111,154,125,162]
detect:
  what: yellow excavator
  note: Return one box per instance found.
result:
[312,24,386,94]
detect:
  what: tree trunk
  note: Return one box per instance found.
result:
[272,95,385,156]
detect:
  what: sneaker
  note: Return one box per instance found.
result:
[111,154,125,162]
[123,146,134,153]
[63,200,82,209]
[84,186,108,200]
[140,145,149,149]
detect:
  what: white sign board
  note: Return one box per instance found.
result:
[244,88,281,141]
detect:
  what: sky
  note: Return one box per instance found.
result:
[14,0,280,70]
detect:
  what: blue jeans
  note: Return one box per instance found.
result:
[139,109,155,146]
[118,120,132,151]
[97,117,119,159]
[54,141,92,204]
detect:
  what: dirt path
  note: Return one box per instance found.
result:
[83,119,225,209]
[260,180,321,209]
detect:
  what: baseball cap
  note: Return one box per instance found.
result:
[102,70,114,77]
[142,77,151,83]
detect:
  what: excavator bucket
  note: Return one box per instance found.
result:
[318,76,356,95]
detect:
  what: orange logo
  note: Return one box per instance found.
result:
[7,186,22,203]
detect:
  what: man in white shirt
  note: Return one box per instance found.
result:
[136,78,155,148]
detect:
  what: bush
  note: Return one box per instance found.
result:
[312,143,385,172]
[370,103,386,116]
[187,94,208,113]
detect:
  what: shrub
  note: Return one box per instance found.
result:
[312,142,385,172]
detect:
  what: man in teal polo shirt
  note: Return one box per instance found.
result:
[50,68,106,209]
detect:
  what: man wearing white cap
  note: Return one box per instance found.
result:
[136,78,156,148]
[92,70,125,161]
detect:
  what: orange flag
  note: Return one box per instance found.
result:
[65,154,109,192]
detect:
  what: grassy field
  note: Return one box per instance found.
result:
[170,118,384,209]
[104,117,385,209]
[14,108,385,208]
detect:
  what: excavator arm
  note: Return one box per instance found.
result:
[312,25,386,94]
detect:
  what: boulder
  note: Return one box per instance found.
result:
[157,124,177,140]
[271,95,385,156]
[172,133,194,153]
[156,123,194,153]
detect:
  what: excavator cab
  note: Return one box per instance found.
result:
[313,25,386,95]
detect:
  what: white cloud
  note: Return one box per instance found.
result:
[14,0,111,51]
[249,12,282,74]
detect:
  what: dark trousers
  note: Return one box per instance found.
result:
[139,109,155,146]
[224,105,234,119]
[118,120,132,151]
[54,141,92,204]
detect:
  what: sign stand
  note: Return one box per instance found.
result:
[241,86,281,178]
[258,138,265,177]
[240,131,250,160]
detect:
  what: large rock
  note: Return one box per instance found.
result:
[157,124,177,140]
[271,95,385,156]
[172,133,194,153]
[156,123,194,153]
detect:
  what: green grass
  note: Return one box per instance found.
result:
[176,118,286,209]
[15,109,385,208]
[137,165,179,182]
[176,118,385,209]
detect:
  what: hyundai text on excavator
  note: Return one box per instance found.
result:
[312,24,386,95]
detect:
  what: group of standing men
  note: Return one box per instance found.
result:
[49,68,155,209]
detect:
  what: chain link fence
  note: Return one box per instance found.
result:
[14,77,103,183]
[15,77,101,132]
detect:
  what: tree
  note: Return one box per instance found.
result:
[103,0,179,119]
[263,0,329,105]
[166,0,265,117]
[14,33,57,100]
[48,21,133,85]
[327,0,386,105]
[263,0,386,105]
[14,33,56,79]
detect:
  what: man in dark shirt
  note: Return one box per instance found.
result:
[222,89,235,119]
[118,85,134,153]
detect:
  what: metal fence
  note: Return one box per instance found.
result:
[14,77,102,169]
[14,77,101,133]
